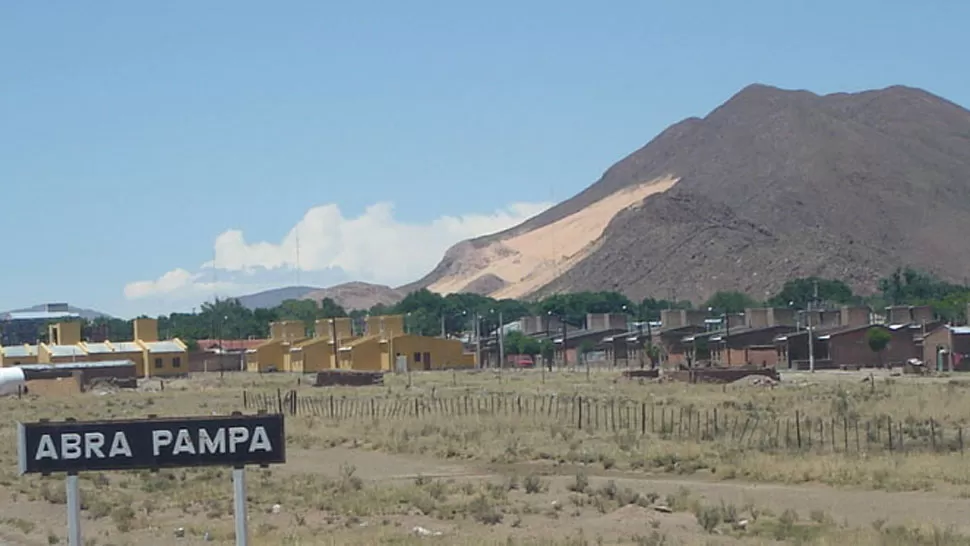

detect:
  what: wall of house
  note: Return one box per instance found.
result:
[841,306,871,327]
[27,375,81,396]
[49,322,82,345]
[303,341,335,372]
[383,335,471,371]
[829,327,916,368]
[288,349,304,373]
[253,341,286,371]
[366,315,404,337]
[886,306,912,324]
[133,318,159,342]
[189,352,243,373]
[113,351,145,376]
[270,321,306,341]
[145,352,187,377]
[0,349,38,367]
[347,339,382,371]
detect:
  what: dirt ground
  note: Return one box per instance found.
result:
[4,369,970,545]
[4,446,970,545]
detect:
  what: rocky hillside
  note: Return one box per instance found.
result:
[236,282,402,311]
[408,84,970,303]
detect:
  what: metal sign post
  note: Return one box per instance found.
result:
[66,472,81,545]
[18,413,285,546]
[233,466,248,545]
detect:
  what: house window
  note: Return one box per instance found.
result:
[414,352,421,362]
[154,358,163,369]
[173,357,181,368]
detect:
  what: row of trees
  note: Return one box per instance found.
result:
[76,268,970,348]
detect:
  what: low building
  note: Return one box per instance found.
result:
[141,340,188,377]
[37,343,87,364]
[288,336,336,373]
[659,325,708,367]
[707,325,798,367]
[777,324,918,370]
[382,334,475,371]
[922,325,970,372]
[0,344,38,366]
[109,341,148,375]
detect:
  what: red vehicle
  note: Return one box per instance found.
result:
[507,354,535,368]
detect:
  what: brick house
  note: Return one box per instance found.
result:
[922,325,970,372]
[778,324,918,369]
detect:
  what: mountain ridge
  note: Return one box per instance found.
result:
[408,83,970,303]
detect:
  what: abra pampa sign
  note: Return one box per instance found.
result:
[17,414,286,475]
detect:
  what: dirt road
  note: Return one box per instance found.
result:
[288,448,970,533]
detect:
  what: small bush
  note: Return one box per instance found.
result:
[694,504,721,533]
[568,471,589,493]
[524,474,546,494]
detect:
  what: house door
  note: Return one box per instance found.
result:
[423,352,431,371]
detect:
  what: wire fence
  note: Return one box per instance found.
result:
[242,389,967,456]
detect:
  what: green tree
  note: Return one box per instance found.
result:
[503,331,526,355]
[540,339,555,370]
[767,278,857,309]
[519,336,541,361]
[636,297,692,321]
[878,267,966,305]
[866,327,892,368]
[578,339,596,365]
[704,291,758,314]
[644,342,661,369]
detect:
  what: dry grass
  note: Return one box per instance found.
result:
[2,369,970,544]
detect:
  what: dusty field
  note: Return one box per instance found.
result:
[2,369,970,545]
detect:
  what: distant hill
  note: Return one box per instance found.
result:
[234,286,321,310]
[1,304,112,320]
[407,83,970,303]
[234,282,403,311]
[303,282,403,311]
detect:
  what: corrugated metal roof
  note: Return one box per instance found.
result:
[949,326,970,335]
[46,345,86,357]
[2,345,38,357]
[19,359,135,371]
[143,340,184,353]
[112,342,143,353]
[4,311,79,321]
[84,343,114,354]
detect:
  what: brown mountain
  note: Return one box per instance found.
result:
[407,84,970,303]
[302,282,403,311]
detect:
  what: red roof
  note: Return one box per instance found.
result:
[196,339,267,352]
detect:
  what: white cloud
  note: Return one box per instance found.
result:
[123,268,243,301]
[124,200,551,304]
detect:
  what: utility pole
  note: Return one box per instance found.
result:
[725,312,732,367]
[561,317,568,369]
[497,311,505,370]
[440,313,446,338]
[808,280,818,373]
[474,315,481,369]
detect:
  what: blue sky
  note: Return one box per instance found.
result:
[2,1,968,318]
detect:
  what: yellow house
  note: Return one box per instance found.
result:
[0,344,39,366]
[140,340,188,377]
[381,334,475,371]
[108,341,148,376]
[270,320,308,341]
[329,332,476,372]
[366,315,404,337]
[336,335,382,370]
[249,339,306,372]
[48,321,82,346]
[289,336,338,373]
[78,341,122,362]
[37,343,88,364]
